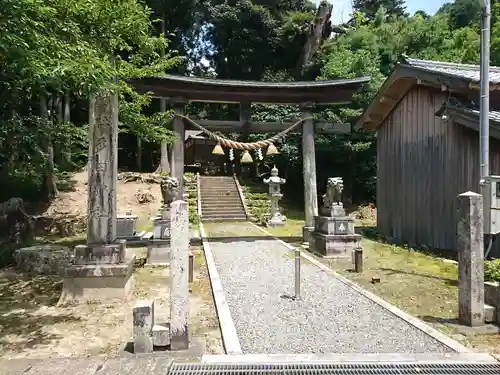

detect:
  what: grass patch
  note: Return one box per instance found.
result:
[203,222,265,238]
[323,238,458,320]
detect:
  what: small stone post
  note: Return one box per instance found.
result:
[457,191,485,327]
[133,300,154,353]
[169,200,190,350]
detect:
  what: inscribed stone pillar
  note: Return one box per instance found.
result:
[170,103,185,198]
[87,91,118,244]
[59,90,134,305]
[301,104,318,242]
[457,191,485,327]
[169,200,189,350]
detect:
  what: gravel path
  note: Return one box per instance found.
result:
[206,223,455,354]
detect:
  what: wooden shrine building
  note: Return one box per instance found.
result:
[357,57,500,252]
[130,74,370,241]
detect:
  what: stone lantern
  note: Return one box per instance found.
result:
[263,166,287,227]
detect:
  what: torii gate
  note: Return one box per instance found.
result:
[130,74,369,241]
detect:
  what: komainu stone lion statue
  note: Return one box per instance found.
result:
[160,176,179,205]
[322,177,344,207]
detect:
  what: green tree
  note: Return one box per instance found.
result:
[0,0,180,200]
[352,0,407,19]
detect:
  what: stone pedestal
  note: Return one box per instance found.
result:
[59,241,135,304]
[302,226,314,245]
[267,215,286,227]
[146,207,171,266]
[116,213,140,240]
[153,217,171,239]
[147,240,171,266]
[311,212,361,258]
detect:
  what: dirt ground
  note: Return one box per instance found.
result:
[0,247,223,359]
[0,171,223,359]
[42,170,164,231]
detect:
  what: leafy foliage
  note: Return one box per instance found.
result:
[0,0,180,201]
[352,0,407,19]
[485,259,500,282]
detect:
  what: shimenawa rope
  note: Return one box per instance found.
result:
[174,114,313,151]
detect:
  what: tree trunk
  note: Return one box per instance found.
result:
[297,1,333,74]
[64,91,71,122]
[42,95,59,199]
[137,136,143,171]
[7,92,19,170]
[54,94,63,165]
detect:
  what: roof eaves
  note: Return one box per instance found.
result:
[398,63,474,89]
[355,65,414,130]
[356,62,486,131]
[444,103,500,126]
[157,74,371,89]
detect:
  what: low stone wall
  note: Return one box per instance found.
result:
[14,244,74,275]
[485,281,500,322]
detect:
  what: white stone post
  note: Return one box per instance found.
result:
[169,200,189,350]
[457,191,485,327]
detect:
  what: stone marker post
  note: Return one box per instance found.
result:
[169,200,190,350]
[133,300,154,353]
[457,191,485,327]
[87,91,118,244]
[60,91,134,304]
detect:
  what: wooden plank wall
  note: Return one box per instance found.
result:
[377,86,500,251]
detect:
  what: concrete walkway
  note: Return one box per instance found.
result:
[202,222,469,355]
[2,353,499,375]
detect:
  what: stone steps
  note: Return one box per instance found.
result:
[200,193,240,197]
[199,176,247,221]
[201,196,242,202]
[202,207,243,212]
[202,216,247,222]
[202,209,245,216]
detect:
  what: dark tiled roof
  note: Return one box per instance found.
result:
[402,58,500,84]
[357,58,500,130]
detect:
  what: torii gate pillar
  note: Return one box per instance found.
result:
[301,103,318,243]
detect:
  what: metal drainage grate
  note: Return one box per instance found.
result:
[168,362,500,375]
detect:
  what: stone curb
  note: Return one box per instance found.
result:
[199,222,242,355]
[202,352,497,363]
